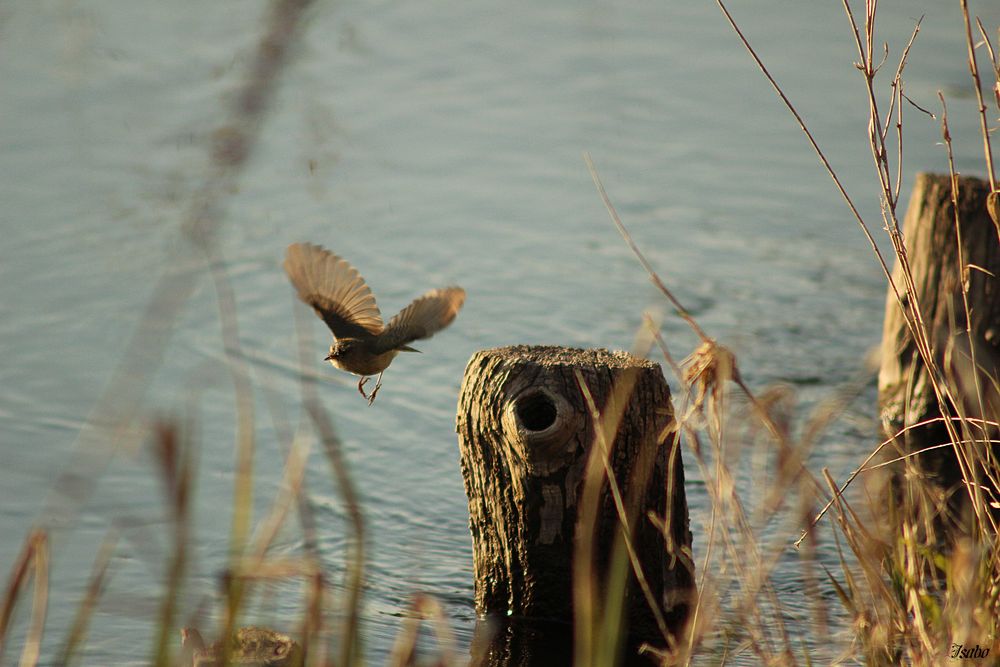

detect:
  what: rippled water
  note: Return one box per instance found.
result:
[1,1,996,664]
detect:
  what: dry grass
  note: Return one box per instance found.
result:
[587,0,1000,664]
[2,0,999,665]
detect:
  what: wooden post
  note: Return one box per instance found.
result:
[878,172,1000,524]
[456,345,694,645]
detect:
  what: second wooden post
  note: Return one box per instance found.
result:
[878,172,1000,529]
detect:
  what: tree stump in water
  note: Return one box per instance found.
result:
[456,345,694,645]
[878,172,1000,526]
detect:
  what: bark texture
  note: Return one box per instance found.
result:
[456,345,693,643]
[878,172,1000,518]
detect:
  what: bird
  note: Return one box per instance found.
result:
[283,243,465,405]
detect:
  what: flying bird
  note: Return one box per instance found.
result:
[283,243,465,404]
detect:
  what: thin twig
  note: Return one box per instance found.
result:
[794,412,1000,547]
[714,0,899,301]
[937,93,992,528]
[975,17,1000,111]
[889,17,924,205]
[19,531,49,667]
[295,292,366,667]
[861,438,1000,472]
[574,369,672,643]
[583,153,710,343]
[56,531,118,666]
[960,0,997,190]
[571,364,641,666]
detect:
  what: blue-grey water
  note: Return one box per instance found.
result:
[1,1,997,664]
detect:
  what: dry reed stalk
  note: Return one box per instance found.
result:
[959,0,997,192]
[669,332,796,662]
[55,531,118,667]
[151,422,194,667]
[716,3,975,504]
[571,363,641,667]
[587,155,820,663]
[387,594,456,667]
[583,153,709,344]
[302,358,366,667]
[0,532,41,657]
[715,2,1000,661]
[574,357,672,651]
[836,6,986,495]
[976,18,1000,113]
[207,2,319,657]
[247,436,313,565]
[19,535,48,667]
[0,531,50,667]
[300,570,326,667]
[622,0,1000,660]
[712,0,899,297]
[37,0,318,550]
[936,94,999,532]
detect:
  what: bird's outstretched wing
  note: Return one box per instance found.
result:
[283,243,384,338]
[376,287,466,353]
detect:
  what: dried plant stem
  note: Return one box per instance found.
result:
[247,436,313,563]
[56,531,118,666]
[387,595,456,667]
[800,411,1000,546]
[586,161,799,658]
[646,326,716,665]
[574,368,672,644]
[841,0,1000,544]
[295,294,366,667]
[572,365,641,666]
[716,3,957,473]
[976,18,1000,111]
[712,3,987,534]
[937,94,1000,531]
[888,17,924,205]
[864,437,1000,471]
[37,0,317,559]
[652,332,793,660]
[305,404,365,667]
[583,153,709,343]
[203,254,257,558]
[19,532,49,667]
[152,423,194,667]
[0,531,50,667]
[201,253,259,658]
[714,0,896,291]
[960,0,997,191]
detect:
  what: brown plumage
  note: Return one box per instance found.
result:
[283,243,465,404]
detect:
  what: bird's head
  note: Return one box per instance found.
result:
[325,339,356,362]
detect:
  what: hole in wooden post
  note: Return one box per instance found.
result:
[514,390,557,432]
[502,387,577,472]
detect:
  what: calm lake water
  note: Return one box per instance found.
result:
[1,1,997,664]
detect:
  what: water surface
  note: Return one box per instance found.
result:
[1,1,997,663]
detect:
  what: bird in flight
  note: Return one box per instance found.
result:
[284,243,465,405]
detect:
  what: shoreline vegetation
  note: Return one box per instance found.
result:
[2,0,999,665]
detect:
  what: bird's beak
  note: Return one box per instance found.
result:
[324,353,333,361]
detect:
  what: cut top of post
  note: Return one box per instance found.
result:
[473,344,660,370]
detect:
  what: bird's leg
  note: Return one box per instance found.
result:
[367,372,384,406]
[357,376,370,398]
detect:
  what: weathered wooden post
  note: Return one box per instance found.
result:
[456,345,694,649]
[878,172,1000,525]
